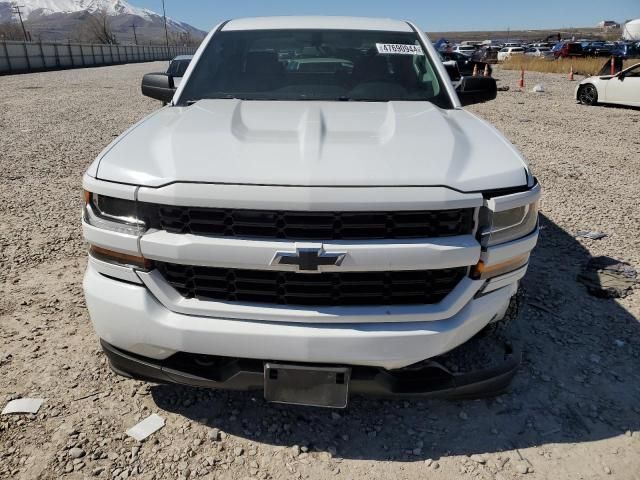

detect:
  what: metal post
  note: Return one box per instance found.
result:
[2,41,12,73]
[80,44,86,66]
[68,42,74,67]
[162,0,170,50]
[22,41,31,72]
[12,5,29,42]
[53,42,60,67]
[38,40,45,69]
[91,44,96,65]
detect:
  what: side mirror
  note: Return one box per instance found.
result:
[141,73,175,103]
[456,76,497,106]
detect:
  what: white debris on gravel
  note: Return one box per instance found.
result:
[0,64,639,479]
[125,413,165,441]
[1,398,44,415]
[576,230,607,240]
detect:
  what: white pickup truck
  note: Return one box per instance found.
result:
[82,16,540,408]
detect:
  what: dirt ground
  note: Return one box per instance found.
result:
[1,63,639,480]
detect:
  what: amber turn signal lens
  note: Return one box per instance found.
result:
[89,246,153,269]
[472,253,529,280]
[83,189,92,205]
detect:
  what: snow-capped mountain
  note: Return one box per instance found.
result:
[2,0,154,19]
[0,0,206,43]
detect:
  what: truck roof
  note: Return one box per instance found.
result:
[222,16,413,32]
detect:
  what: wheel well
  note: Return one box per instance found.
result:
[579,83,596,93]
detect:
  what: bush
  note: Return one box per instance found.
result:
[501,56,634,76]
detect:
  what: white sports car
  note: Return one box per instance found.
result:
[576,63,640,107]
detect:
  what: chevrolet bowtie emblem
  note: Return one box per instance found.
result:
[272,248,346,272]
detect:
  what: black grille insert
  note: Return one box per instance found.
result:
[143,205,475,240]
[156,263,466,307]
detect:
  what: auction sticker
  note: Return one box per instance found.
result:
[376,43,424,55]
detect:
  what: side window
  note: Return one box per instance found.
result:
[413,54,440,95]
[625,65,640,78]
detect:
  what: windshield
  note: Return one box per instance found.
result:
[178,29,450,107]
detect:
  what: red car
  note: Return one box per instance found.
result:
[554,42,584,58]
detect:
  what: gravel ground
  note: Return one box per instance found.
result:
[1,63,640,480]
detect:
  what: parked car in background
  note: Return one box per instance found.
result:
[167,55,193,87]
[576,62,640,107]
[531,42,553,48]
[452,44,477,57]
[525,47,553,58]
[610,42,640,59]
[581,41,612,57]
[497,46,525,62]
[441,51,493,76]
[85,16,538,408]
[472,47,499,64]
[554,42,584,58]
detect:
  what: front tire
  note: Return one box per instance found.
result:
[578,84,598,105]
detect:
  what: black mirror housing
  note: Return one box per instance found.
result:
[456,76,498,106]
[141,73,176,103]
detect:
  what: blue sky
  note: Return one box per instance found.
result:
[136,0,638,32]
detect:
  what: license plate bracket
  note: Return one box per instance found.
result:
[264,363,351,408]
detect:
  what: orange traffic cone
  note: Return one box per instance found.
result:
[517,67,525,90]
[568,64,574,81]
[610,56,615,75]
[483,64,490,77]
[472,64,478,77]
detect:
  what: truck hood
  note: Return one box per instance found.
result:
[96,100,528,190]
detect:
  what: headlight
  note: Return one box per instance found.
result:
[83,191,146,235]
[480,201,538,247]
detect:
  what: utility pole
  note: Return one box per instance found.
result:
[131,22,138,45]
[161,0,169,49]
[12,4,29,42]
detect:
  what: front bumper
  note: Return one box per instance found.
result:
[83,261,519,370]
[101,339,521,400]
